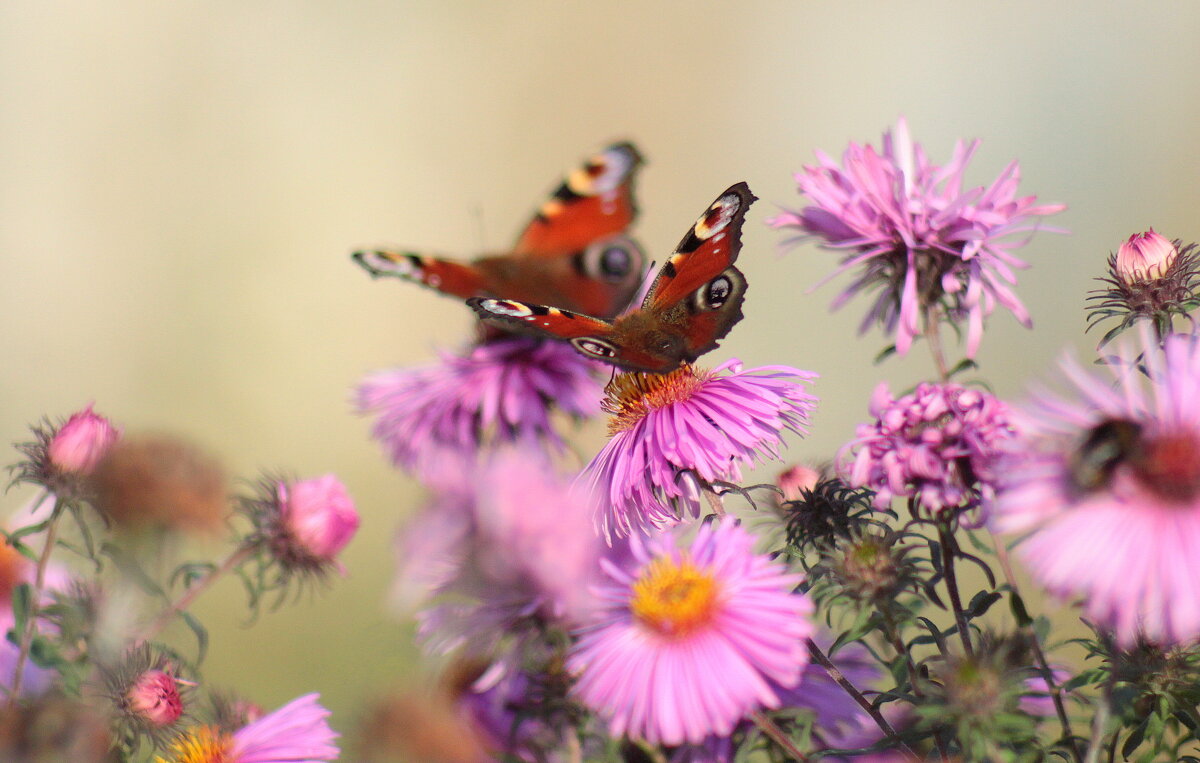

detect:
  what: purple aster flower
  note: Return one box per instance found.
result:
[454,664,570,763]
[992,326,1200,646]
[154,693,338,762]
[568,517,815,746]
[768,117,1065,357]
[356,335,603,486]
[411,452,603,659]
[841,381,1014,520]
[581,360,817,539]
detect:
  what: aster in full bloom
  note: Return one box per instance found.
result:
[582,360,816,539]
[992,327,1200,646]
[1087,230,1200,346]
[155,693,338,763]
[768,118,1064,358]
[411,452,603,660]
[568,517,815,746]
[841,381,1013,519]
[356,335,604,487]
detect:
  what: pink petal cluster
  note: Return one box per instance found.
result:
[582,360,816,539]
[410,452,603,659]
[356,336,603,486]
[768,118,1064,357]
[127,669,184,727]
[993,327,1200,645]
[47,404,120,476]
[279,475,360,562]
[1115,229,1178,283]
[231,693,339,762]
[842,381,1013,516]
[568,518,814,746]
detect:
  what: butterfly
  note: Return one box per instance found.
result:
[468,182,756,374]
[351,142,646,321]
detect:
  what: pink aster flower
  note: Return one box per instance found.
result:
[582,360,817,539]
[155,693,338,763]
[412,452,603,659]
[993,327,1200,646]
[356,335,603,486]
[841,381,1014,520]
[239,474,359,582]
[768,117,1065,357]
[568,517,815,746]
[12,405,121,498]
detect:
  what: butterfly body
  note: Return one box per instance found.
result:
[470,183,756,374]
[352,143,645,321]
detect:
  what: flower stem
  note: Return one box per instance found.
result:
[937,522,974,658]
[805,639,917,759]
[701,482,726,516]
[988,530,1083,763]
[137,544,255,644]
[751,711,810,761]
[1083,679,1114,763]
[924,305,951,382]
[7,492,59,705]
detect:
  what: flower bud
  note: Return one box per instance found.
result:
[127,669,183,727]
[1116,229,1178,283]
[777,464,820,502]
[279,475,359,562]
[47,405,120,476]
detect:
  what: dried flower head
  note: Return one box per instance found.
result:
[769,117,1064,358]
[11,405,120,499]
[0,692,112,761]
[359,690,490,763]
[782,477,880,554]
[582,360,816,539]
[1087,232,1200,346]
[90,435,227,533]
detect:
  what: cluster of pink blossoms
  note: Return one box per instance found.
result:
[842,381,1013,517]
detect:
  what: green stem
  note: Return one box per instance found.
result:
[937,523,974,658]
[751,711,810,761]
[8,494,60,705]
[925,305,951,382]
[137,544,255,644]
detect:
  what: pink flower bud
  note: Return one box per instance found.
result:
[777,464,820,502]
[1116,229,1177,283]
[279,475,359,562]
[127,669,183,727]
[47,405,119,476]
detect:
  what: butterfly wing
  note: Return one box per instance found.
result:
[468,297,630,364]
[642,182,756,359]
[352,142,645,319]
[512,142,643,257]
[351,250,488,300]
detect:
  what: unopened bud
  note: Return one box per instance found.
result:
[1116,229,1177,283]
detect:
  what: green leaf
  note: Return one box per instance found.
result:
[181,610,209,665]
[874,344,898,364]
[1009,590,1033,627]
[9,583,33,640]
[1121,719,1148,759]
[966,590,1001,619]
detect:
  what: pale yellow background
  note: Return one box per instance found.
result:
[3,0,1199,750]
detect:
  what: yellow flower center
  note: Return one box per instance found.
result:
[155,726,234,763]
[629,555,721,636]
[603,365,712,435]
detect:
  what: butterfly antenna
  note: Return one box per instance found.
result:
[470,203,488,251]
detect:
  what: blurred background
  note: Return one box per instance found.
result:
[2,0,1199,749]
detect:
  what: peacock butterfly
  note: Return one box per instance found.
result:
[468,182,756,374]
[352,142,646,320]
